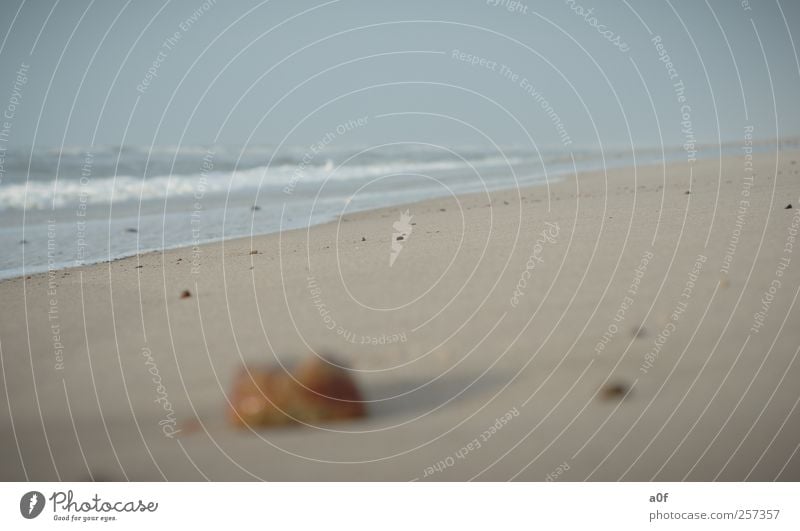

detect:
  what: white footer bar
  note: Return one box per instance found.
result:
[1,482,796,530]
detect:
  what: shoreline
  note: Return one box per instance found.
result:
[1,149,799,480]
[1,140,786,282]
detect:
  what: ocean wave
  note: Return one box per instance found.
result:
[0,154,532,210]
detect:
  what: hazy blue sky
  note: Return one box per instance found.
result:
[1,0,798,150]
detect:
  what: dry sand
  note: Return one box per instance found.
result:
[1,149,799,481]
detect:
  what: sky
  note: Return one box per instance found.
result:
[0,0,798,151]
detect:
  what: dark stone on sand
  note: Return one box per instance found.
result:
[228,356,365,428]
[439,208,446,212]
[685,190,690,195]
[125,227,138,233]
[249,250,258,255]
[599,382,630,401]
[786,204,793,209]
[135,265,143,269]
[396,235,404,241]
[361,237,366,242]
[180,290,192,299]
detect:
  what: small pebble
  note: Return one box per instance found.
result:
[180,418,203,435]
[180,290,191,299]
[786,204,793,209]
[600,382,631,401]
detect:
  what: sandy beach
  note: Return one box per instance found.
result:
[1,149,799,481]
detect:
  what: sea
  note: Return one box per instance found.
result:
[0,141,789,279]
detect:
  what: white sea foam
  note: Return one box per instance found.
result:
[0,154,529,210]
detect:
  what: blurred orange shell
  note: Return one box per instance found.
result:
[228,357,365,428]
